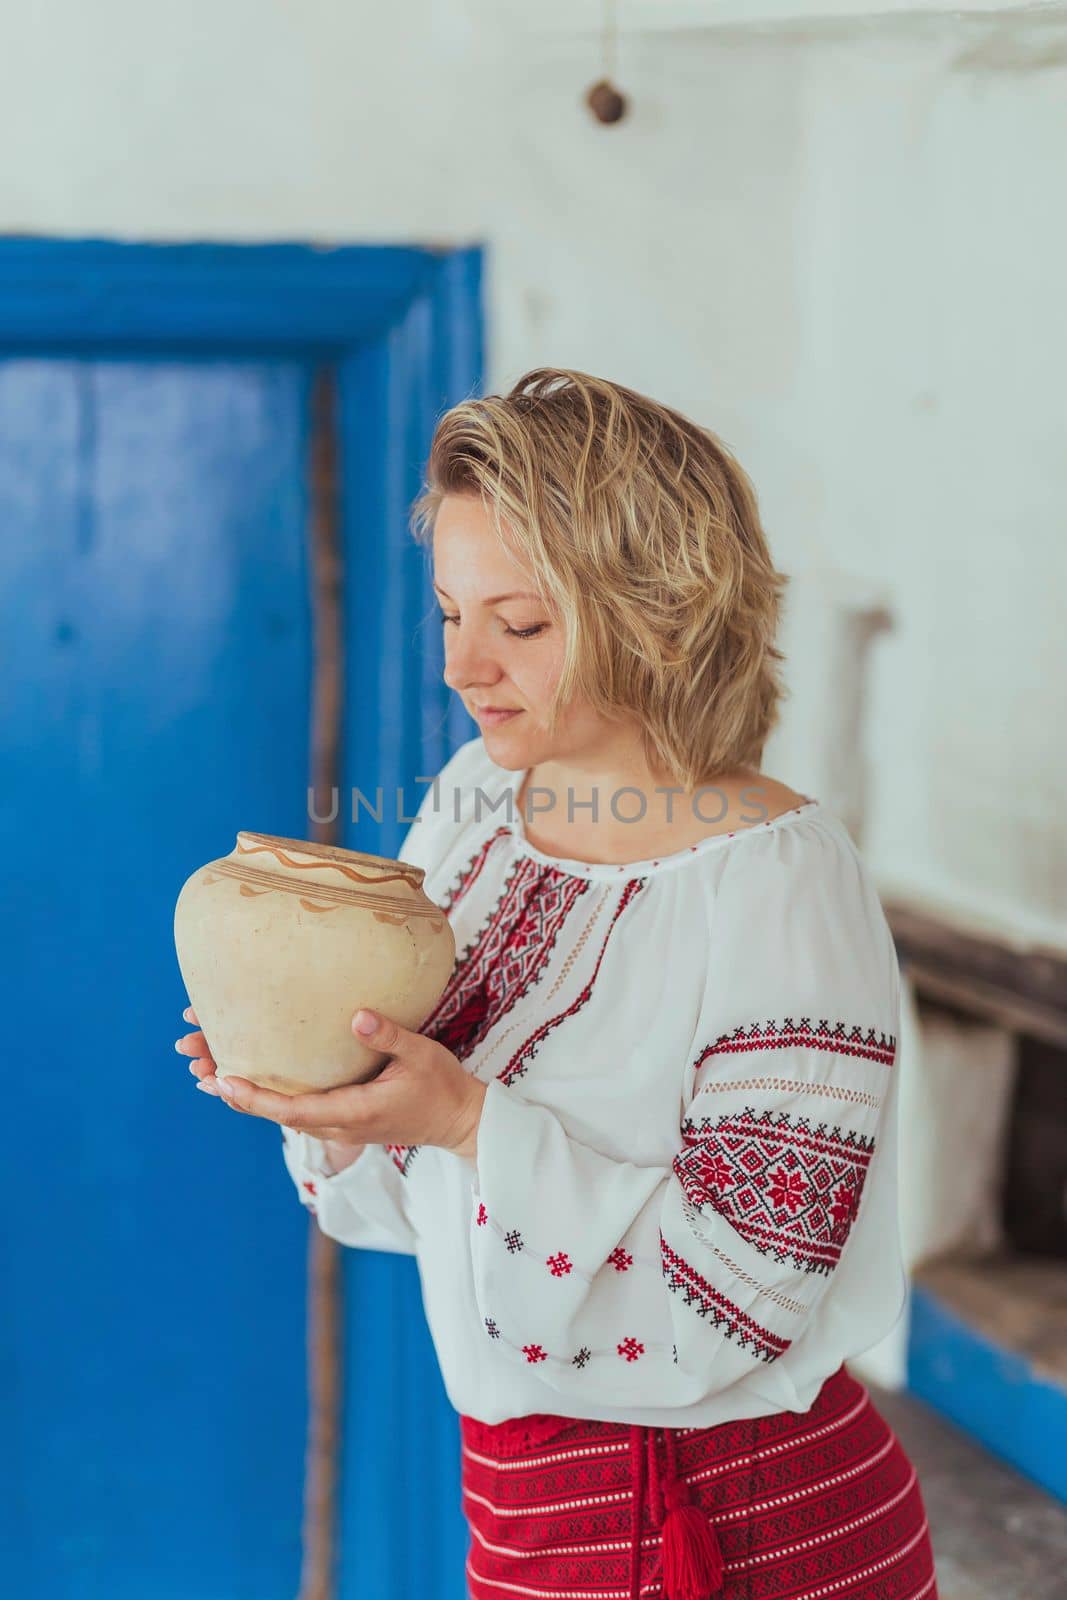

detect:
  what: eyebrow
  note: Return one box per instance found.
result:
[433,582,541,606]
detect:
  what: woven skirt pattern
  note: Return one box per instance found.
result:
[460,1364,938,1600]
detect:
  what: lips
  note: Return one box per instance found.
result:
[473,706,522,725]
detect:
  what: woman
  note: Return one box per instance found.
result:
[177,368,938,1598]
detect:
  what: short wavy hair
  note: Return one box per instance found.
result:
[410,367,790,791]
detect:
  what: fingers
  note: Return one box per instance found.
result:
[175,1029,208,1058]
[177,1005,215,1080]
[175,1029,217,1080]
[187,1004,410,1138]
[352,1008,415,1056]
[214,1075,376,1142]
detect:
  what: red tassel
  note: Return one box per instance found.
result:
[660,1471,725,1599]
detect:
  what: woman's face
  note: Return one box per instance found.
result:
[432,492,614,772]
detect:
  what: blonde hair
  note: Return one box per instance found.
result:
[410,367,790,791]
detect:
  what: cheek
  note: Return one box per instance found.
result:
[516,639,564,701]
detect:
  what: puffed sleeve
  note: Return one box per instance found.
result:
[281,1127,417,1256]
[279,751,461,1254]
[466,818,902,1406]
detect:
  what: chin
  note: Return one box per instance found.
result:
[478,730,524,762]
[478,720,538,766]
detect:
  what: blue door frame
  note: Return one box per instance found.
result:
[0,237,483,1599]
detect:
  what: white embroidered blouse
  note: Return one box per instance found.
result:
[281,735,906,1428]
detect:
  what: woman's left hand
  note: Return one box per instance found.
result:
[203,1009,487,1164]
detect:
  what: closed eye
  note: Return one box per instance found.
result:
[439,612,546,641]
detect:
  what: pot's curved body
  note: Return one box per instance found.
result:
[173,831,455,1094]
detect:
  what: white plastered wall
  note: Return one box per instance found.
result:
[2,0,1064,1388]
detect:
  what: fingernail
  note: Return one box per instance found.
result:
[197,1079,221,1096]
[217,1077,236,1097]
[354,1010,377,1035]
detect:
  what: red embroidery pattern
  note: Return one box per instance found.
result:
[460,1365,938,1600]
[436,825,505,915]
[387,842,644,1174]
[486,1317,660,1370]
[301,1180,317,1197]
[384,1140,419,1179]
[661,1235,790,1363]
[424,849,590,1063]
[384,843,592,1176]
[697,1016,896,1069]
[474,1196,652,1283]
[497,876,647,1087]
[674,1106,875,1276]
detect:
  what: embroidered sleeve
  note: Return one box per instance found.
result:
[466,825,901,1405]
[281,1127,418,1256]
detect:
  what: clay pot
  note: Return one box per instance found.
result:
[173,831,455,1094]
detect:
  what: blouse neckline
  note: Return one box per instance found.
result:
[499,765,822,881]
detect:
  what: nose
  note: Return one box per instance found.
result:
[442,625,505,694]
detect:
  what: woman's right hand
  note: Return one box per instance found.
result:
[175,1005,217,1081]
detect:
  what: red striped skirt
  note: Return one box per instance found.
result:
[460,1364,938,1599]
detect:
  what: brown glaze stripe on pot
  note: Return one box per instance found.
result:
[236,831,426,889]
[212,859,423,909]
[205,860,446,923]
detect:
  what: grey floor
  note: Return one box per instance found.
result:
[871,1383,1067,1600]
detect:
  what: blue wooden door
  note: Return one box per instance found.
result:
[1,356,317,1598]
[0,241,483,1600]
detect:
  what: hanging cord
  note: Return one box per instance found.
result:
[647,1426,665,1525]
[628,1426,646,1600]
[656,1427,726,1599]
[604,0,617,80]
[629,1425,725,1599]
[585,0,628,124]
